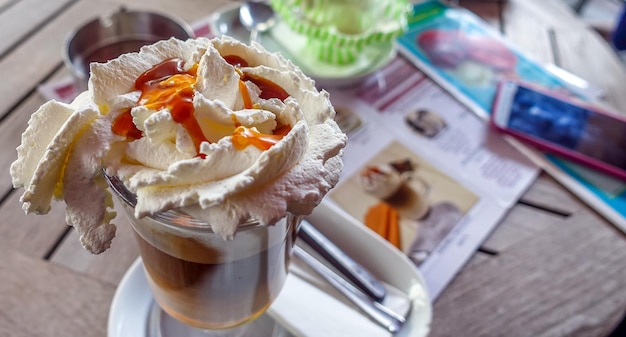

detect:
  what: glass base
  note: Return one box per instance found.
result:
[147,301,288,337]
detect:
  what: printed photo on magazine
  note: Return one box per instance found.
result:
[330,140,478,267]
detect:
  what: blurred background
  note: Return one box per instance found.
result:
[562,0,625,55]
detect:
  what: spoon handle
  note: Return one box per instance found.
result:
[249,27,259,44]
[298,220,387,302]
[293,246,406,334]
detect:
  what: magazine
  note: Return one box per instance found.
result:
[319,56,538,299]
[394,0,626,234]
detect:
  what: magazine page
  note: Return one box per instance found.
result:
[394,0,626,233]
[322,57,538,299]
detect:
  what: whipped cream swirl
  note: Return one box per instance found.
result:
[11,37,346,253]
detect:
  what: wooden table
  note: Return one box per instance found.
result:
[0,0,625,336]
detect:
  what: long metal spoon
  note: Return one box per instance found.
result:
[292,246,407,333]
[239,1,277,43]
[298,220,387,302]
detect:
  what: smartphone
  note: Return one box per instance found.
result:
[491,80,626,181]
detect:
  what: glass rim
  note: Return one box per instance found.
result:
[102,170,262,233]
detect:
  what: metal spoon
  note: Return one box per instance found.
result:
[293,246,407,333]
[298,220,387,302]
[239,1,277,43]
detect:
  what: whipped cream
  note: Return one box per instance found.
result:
[11,36,346,254]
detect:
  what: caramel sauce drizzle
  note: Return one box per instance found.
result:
[111,55,293,154]
[135,58,207,156]
[222,55,248,68]
[223,54,290,102]
[111,108,142,140]
[238,80,254,109]
[232,126,285,151]
[240,72,290,102]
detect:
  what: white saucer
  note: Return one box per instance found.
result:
[107,201,432,337]
[210,4,396,89]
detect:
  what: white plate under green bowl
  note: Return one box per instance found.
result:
[210,4,396,89]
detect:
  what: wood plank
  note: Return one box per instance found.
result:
[0,0,75,58]
[520,173,581,215]
[0,246,115,337]
[51,198,140,285]
[0,191,68,258]
[431,210,626,337]
[480,202,568,253]
[0,80,54,194]
[500,0,556,64]
[0,0,117,119]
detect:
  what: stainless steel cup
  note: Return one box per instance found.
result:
[64,8,193,89]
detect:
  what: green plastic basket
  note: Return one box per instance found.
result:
[270,0,410,65]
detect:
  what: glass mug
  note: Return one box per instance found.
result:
[105,174,300,332]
